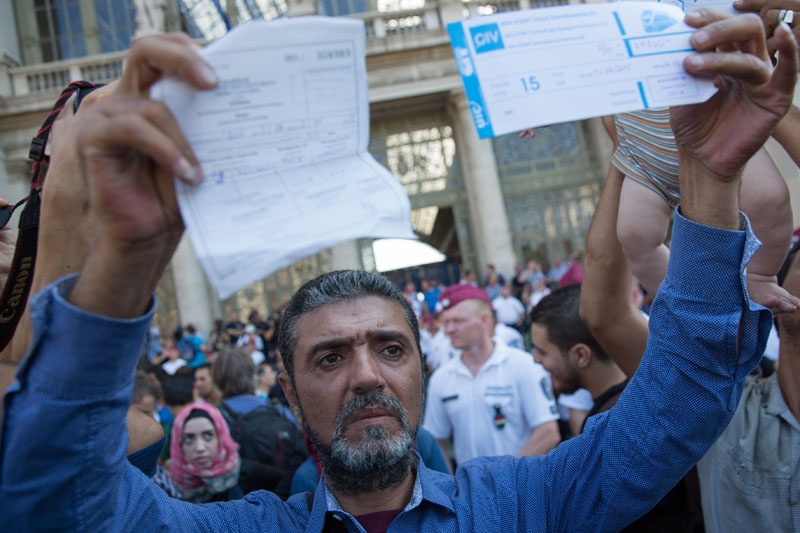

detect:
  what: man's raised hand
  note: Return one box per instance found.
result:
[68,34,217,318]
[671,11,798,182]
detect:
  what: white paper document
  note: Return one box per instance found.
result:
[656,0,738,15]
[448,2,717,138]
[153,17,414,299]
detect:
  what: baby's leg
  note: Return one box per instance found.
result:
[617,177,673,295]
[741,148,799,313]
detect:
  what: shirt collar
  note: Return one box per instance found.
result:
[307,452,455,532]
[456,342,509,376]
[762,374,800,432]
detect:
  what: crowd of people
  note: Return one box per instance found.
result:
[129,303,315,502]
[0,3,799,532]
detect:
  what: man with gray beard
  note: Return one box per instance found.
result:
[2,14,798,532]
[307,391,414,496]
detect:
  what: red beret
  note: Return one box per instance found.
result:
[439,284,490,310]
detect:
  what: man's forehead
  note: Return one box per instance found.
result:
[442,299,483,316]
[530,323,548,342]
[296,296,411,335]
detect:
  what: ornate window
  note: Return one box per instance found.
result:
[505,183,600,264]
[26,0,88,62]
[318,0,373,16]
[95,0,137,53]
[493,120,602,264]
[178,0,286,40]
[493,122,585,175]
[369,114,460,204]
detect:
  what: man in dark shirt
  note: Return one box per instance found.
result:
[530,284,629,426]
[225,309,245,344]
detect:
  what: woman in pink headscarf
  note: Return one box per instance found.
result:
[168,402,242,502]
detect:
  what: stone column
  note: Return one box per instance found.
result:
[330,239,363,271]
[447,89,516,279]
[171,235,217,337]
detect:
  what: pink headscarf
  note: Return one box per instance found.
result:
[168,402,240,495]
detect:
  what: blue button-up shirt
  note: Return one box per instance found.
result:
[0,209,772,532]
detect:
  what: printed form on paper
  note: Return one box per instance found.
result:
[448,1,718,138]
[656,0,739,15]
[152,17,414,299]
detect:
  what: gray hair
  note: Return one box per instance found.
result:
[277,270,422,382]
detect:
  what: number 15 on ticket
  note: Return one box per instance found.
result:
[448,2,716,138]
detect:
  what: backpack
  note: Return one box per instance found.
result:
[219,401,308,499]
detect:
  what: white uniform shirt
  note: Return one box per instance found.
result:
[426,328,460,372]
[494,323,525,351]
[763,323,779,361]
[423,342,559,465]
[236,333,264,352]
[420,328,434,361]
[557,388,594,420]
[492,295,526,326]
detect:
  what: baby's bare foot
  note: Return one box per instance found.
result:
[748,273,800,313]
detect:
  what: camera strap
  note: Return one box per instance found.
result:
[0,81,99,352]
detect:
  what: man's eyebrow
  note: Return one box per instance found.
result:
[367,329,414,346]
[306,336,354,356]
[305,329,414,356]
